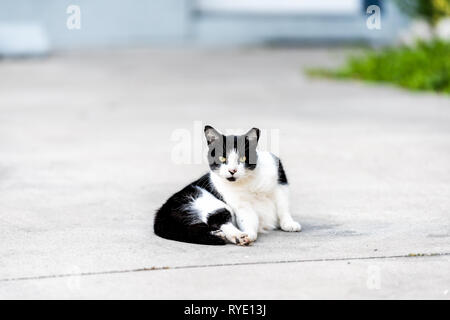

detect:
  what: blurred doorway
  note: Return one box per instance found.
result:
[195,0,362,15]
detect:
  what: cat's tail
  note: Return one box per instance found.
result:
[154,220,226,246]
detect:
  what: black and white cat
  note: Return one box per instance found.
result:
[154,126,301,246]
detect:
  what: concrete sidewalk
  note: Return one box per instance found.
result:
[0,48,449,299]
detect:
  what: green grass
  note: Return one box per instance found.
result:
[307,40,450,94]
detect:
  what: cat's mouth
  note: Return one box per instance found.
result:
[226,177,237,182]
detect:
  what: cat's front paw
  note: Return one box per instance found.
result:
[280,220,302,232]
[233,233,252,246]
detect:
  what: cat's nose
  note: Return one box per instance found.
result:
[228,169,237,175]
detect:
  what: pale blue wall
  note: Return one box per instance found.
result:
[193,1,408,46]
[0,0,190,49]
[0,0,408,50]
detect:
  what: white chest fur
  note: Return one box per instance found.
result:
[210,151,280,231]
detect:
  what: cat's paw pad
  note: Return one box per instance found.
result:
[234,233,252,246]
[281,220,302,232]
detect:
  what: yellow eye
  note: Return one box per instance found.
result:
[219,156,226,163]
[239,156,246,162]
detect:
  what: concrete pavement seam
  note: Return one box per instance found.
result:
[1,252,448,283]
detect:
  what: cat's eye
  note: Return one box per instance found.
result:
[239,156,246,162]
[219,156,226,163]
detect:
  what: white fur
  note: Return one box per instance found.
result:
[219,150,246,180]
[191,187,229,223]
[210,150,301,243]
[219,222,251,246]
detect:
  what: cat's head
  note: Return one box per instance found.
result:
[204,125,260,182]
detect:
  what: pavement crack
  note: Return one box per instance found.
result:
[1,252,449,283]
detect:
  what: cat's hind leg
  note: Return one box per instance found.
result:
[208,208,251,246]
[193,188,250,246]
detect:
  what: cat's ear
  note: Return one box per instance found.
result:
[204,125,222,145]
[245,127,260,144]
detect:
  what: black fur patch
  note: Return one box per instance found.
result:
[272,154,288,185]
[194,173,224,202]
[244,135,258,170]
[207,208,232,230]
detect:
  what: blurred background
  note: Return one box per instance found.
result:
[1,0,450,299]
[3,1,448,93]
[1,0,406,54]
